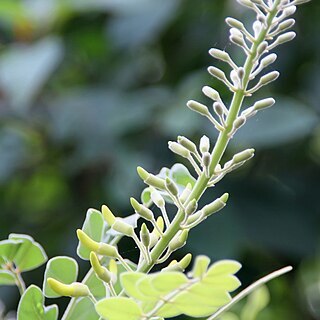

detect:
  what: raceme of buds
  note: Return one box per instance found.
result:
[130,197,154,221]
[137,166,166,190]
[47,278,90,297]
[76,229,118,258]
[168,141,190,159]
[90,252,112,283]
[201,193,229,218]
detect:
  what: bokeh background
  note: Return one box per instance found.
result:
[0,0,319,319]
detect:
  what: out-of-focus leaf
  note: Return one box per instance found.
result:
[0,37,63,111]
[63,297,98,320]
[0,271,16,286]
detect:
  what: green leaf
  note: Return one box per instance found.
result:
[8,234,47,272]
[85,272,106,300]
[206,260,242,277]
[64,297,99,320]
[77,209,105,260]
[169,163,196,188]
[0,239,23,265]
[43,256,78,298]
[95,297,143,320]
[0,270,16,285]
[151,272,188,293]
[121,272,146,300]
[17,285,58,320]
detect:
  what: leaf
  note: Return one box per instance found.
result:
[95,297,143,320]
[121,272,146,300]
[8,234,47,272]
[0,239,23,265]
[85,272,106,300]
[63,297,99,320]
[151,272,188,293]
[43,256,78,298]
[0,270,16,285]
[17,285,58,320]
[77,209,105,260]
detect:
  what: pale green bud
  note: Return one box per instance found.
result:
[213,102,224,116]
[225,17,244,30]
[140,223,150,248]
[233,116,246,130]
[201,193,229,218]
[101,205,116,226]
[47,278,90,297]
[137,166,166,190]
[169,230,189,251]
[90,252,112,283]
[209,48,231,63]
[260,54,277,68]
[185,199,198,216]
[202,152,211,168]
[200,135,210,154]
[257,41,268,55]
[165,177,179,197]
[130,197,154,221]
[150,216,164,247]
[275,31,296,45]
[186,211,202,225]
[230,35,245,48]
[259,71,280,86]
[232,149,255,164]
[187,100,210,116]
[112,219,134,237]
[76,229,118,257]
[202,86,221,102]
[237,67,245,80]
[150,188,165,208]
[168,141,190,158]
[208,66,228,83]
[278,19,295,32]
[179,183,192,204]
[283,6,297,17]
[178,136,198,154]
[253,98,275,111]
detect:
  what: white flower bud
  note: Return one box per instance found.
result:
[257,41,268,55]
[178,136,198,154]
[283,6,297,17]
[200,135,210,154]
[202,152,211,168]
[260,53,277,68]
[253,98,275,110]
[150,188,165,208]
[179,183,192,204]
[209,48,230,63]
[213,102,224,117]
[259,71,280,86]
[278,18,295,32]
[187,100,210,116]
[168,141,190,159]
[208,66,228,83]
[225,17,245,30]
[202,86,221,102]
[233,116,246,130]
[232,149,255,164]
[274,31,296,46]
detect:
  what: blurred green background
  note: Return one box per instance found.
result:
[0,0,319,319]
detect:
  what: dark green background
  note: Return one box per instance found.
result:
[0,0,319,319]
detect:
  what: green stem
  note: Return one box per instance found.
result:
[137,0,280,274]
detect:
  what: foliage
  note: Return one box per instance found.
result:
[0,0,316,319]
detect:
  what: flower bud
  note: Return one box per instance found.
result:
[259,71,280,86]
[233,116,246,131]
[150,216,164,247]
[274,31,296,45]
[150,188,165,208]
[186,211,202,225]
[179,183,192,204]
[187,100,210,117]
[237,67,245,80]
[185,199,198,216]
[169,230,189,251]
[202,152,211,168]
[253,98,275,111]
[108,259,118,284]
[260,54,277,68]
[225,17,244,30]
[140,223,150,248]
[112,219,134,237]
[47,278,90,297]
[137,166,166,190]
[165,177,179,197]
[283,5,296,17]
[90,252,112,283]
[200,135,210,154]
[201,193,229,218]
[177,136,198,154]
[257,41,268,55]
[101,205,116,226]
[202,86,221,102]
[209,48,231,63]
[130,197,154,221]
[232,149,255,164]
[213,102,224,117]
[76,229,118,257]
[168,141,190,158]
[278,18,295,32]
[208,66,228,83]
